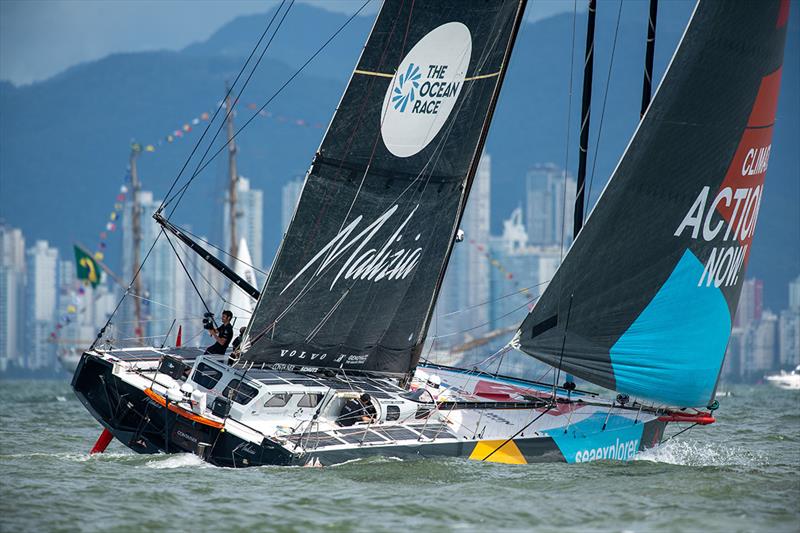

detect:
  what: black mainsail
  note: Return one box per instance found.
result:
[243,0,527,374]
[517,0,789,407]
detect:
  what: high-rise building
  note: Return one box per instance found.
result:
[0,224,26,371]
[779,276,800,368]
[789,274,800,312]
[488,207,563,332]
[734,278,763,328]
[435,154,492,347]
[778,308,800,367]
[122,191,219,347]
[525,163,576,247]
[721,327,745,381]
[224,176,264,270]
[282,176,304,234]
[25,240,59,370]
[741,310,777,378]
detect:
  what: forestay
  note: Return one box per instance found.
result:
[243,0,527,374]
[517,0,789,407]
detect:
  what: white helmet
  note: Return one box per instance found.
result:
[427,375,442,388]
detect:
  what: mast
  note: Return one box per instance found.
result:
[640,0,658,118]
[129,143,144,337]
[573,0,596,237]
[225,85,239,260]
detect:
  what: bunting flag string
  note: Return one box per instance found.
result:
[50,184,129,342]
[133,103,324,154]
[468,239,536,308]
[50,101,322,344]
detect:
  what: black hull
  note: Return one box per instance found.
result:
[72,352,668,467]
[71,353,294,467]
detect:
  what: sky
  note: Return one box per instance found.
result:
[0,0,582,86]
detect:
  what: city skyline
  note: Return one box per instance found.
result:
[2,143,798,378]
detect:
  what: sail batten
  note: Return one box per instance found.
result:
[243,0,527,374]
[517,0,788,408]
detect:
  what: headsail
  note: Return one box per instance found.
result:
[243,0,527,374]
[517,0,789,407]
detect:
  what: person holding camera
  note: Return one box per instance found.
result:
[204,310,234,355]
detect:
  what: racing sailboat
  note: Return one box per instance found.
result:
[72,0,788,467]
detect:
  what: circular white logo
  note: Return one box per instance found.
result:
[380,22,472,158]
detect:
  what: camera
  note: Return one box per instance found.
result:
[202,312,216,330]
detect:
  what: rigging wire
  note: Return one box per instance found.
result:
[439,279,548,318]
[428,296,539,342]
[251,0,409,345]
[157,1,289,213]
[584,0,624,220]
[162,0,297,216]
[247,3,510,351]
[162,231,214,316]
[173,236,255,316]
[168,223,268,275]
[481,404,554,462]
[558,0,579,261]
[162,0,373,210]
[91,5,292,346]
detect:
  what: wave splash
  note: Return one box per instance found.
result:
[634,439,768,468]
[144,453,212,469]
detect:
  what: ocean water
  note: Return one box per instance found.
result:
[0,380,797,532]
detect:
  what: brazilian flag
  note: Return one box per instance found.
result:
[74,246,101,288]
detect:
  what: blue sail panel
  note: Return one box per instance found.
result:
[609,250,731,406]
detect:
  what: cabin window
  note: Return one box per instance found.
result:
[193,362,222,390]
[222,380,259,405]
[264,393,291,408]
[385,405,400,421]
[298,393,322,408]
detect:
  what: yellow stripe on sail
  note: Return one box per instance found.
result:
[353,69,395,78]
[465,71,501,81]
[352,69,501,81]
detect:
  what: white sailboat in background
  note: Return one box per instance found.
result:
[228,237,257,329]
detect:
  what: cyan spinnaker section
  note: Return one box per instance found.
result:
[516,1,788,407]
[609,251,731,407]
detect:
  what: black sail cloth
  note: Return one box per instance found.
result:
[242,0,526,374]
[518,0,789,408]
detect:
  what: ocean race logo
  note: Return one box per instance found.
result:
[381,22,471,158]
[673,143,771,288]
[281,204,423,294]
[391,64,422,112]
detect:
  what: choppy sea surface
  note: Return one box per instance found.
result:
[0,380,797,532]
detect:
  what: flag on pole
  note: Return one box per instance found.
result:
[74,246,101,288]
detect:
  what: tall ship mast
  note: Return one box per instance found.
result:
[225,86,239,261]
[129,143,144,338]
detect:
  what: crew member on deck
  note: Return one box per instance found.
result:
[337,393,377,427]
[205,310,233,355]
